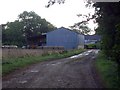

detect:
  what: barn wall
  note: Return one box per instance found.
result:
[46,28,78,50]
[77,34,84,49]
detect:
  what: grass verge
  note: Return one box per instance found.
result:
[95,51,119,88]
[2,49,85,76]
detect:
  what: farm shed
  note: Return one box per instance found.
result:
[27,33,46,48]
[46,27,84,50]
[84,35,101,45]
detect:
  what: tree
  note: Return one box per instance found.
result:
[2,11,56,46]
[93,2,120,64]
[2,20,25,47]
[19,11,56,45]
[46,0,65,8]
[18,11,56,44]
[112,23,120,64]
[70,22,91,35]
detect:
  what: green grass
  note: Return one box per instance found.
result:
[95,51,119,88]
[2,49,85,76]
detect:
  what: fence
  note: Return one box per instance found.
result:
[2,48,64,59]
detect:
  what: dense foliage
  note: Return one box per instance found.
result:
[2,11,56,47]
[93,2,120,64]
[2,20,25,46]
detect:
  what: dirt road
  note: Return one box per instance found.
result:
[2,50,104,88]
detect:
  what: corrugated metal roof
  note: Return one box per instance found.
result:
[48,27,83,35]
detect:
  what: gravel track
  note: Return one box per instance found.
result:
[2,50,104,88]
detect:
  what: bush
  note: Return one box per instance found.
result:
[85,44,96,49]
[96,51,119,88]
[112,45,120,64]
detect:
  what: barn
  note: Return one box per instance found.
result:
[84,35,101,45]
[46,27,84,50]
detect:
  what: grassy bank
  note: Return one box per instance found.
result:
[95,51,119,88]
[2,49,85,76]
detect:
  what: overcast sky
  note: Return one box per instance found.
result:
[0,0,98,34]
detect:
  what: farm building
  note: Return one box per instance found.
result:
[46,27,84,50]
[27,33,46,48]
[84,35,101,45]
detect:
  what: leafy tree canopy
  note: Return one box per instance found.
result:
[2,11,56,47]
[18,11,56,37]
[93,2,120,64]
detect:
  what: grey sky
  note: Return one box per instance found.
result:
[0,0,98,34]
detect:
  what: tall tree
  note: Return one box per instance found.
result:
[2,11,56,46]
[2,20,25,47]
[93,2,120,64]
[18,11,56,43]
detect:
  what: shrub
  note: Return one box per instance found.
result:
[86,44,96,49]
